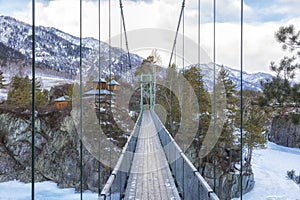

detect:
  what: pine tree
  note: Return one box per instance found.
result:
[233,89,268,167]
[0,70,5,89]
[182,66,211,132]
[260,54,300,114]
[179,66,212,156]
[208,66,238,172]
[242,102,267,165]
[260,25,300,113]
[275,25,300,57]
[154,63,179,133]
[6,75,48,108]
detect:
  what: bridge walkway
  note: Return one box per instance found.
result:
[124,110,180,200]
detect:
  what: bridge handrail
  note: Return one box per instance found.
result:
[150,110,219,200]
[99,111,143,200]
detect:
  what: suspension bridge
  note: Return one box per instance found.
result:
[99,74,219,200]
[25,0,246,199]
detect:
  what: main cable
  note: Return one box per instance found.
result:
[119,0,133,82]
[168,0,185,68]
[157,0,185,113]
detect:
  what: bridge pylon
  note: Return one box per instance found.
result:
[140,74,153,111]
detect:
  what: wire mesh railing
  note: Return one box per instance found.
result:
[150,110,219,200]
[99,111,143,200]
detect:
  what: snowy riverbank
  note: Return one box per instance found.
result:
[234,142,300,200]
[0,181,97,200]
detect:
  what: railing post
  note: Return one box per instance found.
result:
[140,77,143,112]
[150,77,153,109]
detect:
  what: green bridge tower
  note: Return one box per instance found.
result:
[140,74,153,111]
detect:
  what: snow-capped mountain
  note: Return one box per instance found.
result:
[0,15,142,80]
[0,15,272,91]
[193,63,273,91]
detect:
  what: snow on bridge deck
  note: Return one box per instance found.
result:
[124,111,180,200]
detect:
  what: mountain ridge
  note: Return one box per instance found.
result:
[0,15,142,80]
[0,15,272,91]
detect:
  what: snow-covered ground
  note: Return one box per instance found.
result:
[234,142,300,200]
[35,75,75,91]
[0,181,97,200]
[0,89,8,102]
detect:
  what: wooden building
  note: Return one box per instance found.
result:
[54,95,71,109]
[107,79,120,91]
[93,78,107,90]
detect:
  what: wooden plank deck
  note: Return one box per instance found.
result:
[124,111,180,200]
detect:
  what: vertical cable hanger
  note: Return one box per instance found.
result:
[31,0,36,199]
[108,0,112,175]
[213,0,217,192]
[182,8,185,71]
[97,0,102,196]
[79,0,83,199]
[181,3,185,197]
[120,9,123,76]
[119,2,123,196]
[197,0,202,198]
[197,0,201,177]
[240,0,244,199]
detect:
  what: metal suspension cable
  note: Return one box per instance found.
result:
[119,0,133,82]
[240,0,244,199]
[108,0,112,174]
[120,13,123,74]
[182,9,185,71]
[97,0,102,196]
[173,40,177,178]
[119,4,123,195]
[168,0,185,67]
[197,0,201,173]
[197,1,203,199]
[157,0,185,113]
[79,0,83,199]
[31,0,36,199]
[181,5,185,196]
[213,0,217,192]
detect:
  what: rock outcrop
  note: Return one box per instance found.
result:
[186,145,254,200]
[201,163,254,200]
[0,109,109,192]
[269,115,300,148]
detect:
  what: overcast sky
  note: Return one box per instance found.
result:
[0,0,300,77]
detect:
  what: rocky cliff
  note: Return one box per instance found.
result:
[201,162,254,200]
[0,108,109,192]
[269,115,300,148]
[186,145,254,200]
